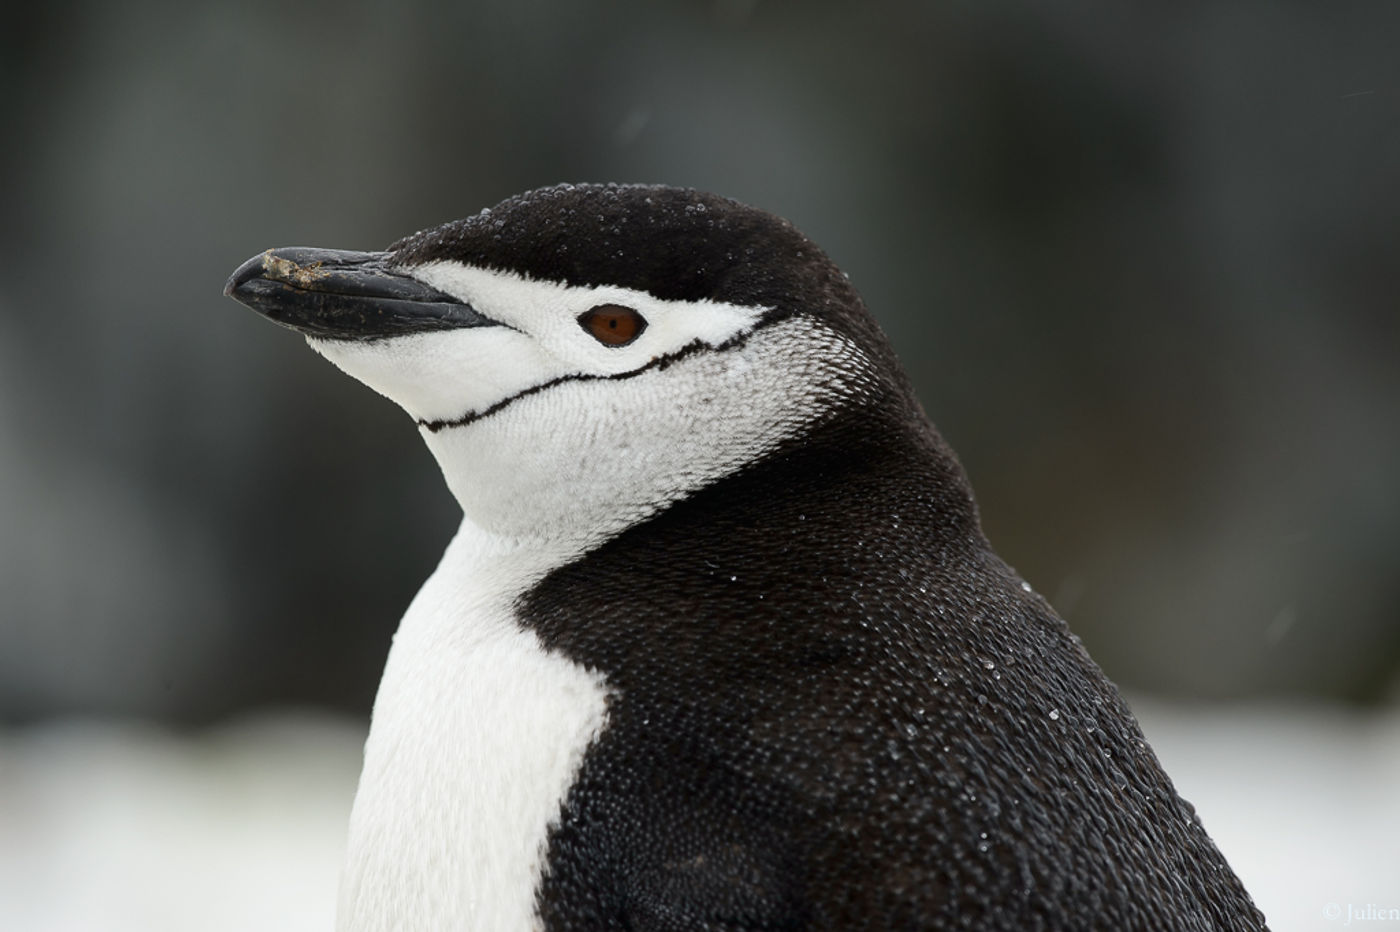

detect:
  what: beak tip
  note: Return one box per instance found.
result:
[225,251,274,302]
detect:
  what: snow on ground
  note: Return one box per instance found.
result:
[0,713,362,932]
[0,701,1395,932]
[1134,699,1400,932]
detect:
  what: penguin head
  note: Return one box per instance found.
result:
[226,184,917,545]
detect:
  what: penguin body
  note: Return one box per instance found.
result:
[226,184,1266,930]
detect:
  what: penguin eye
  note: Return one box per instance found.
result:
[578,304,647,347]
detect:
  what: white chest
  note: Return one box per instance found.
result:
[336,526,610,932]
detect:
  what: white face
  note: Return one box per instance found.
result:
[309,262,875,548]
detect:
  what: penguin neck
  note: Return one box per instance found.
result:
[420,419,651,553]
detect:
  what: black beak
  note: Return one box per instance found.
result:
[224,247,495,341]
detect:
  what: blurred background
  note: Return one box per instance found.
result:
[1,1,1397,929]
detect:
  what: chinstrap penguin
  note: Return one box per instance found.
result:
[226,183,1267,931]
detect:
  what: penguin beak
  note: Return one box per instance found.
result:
[224,247,495,341]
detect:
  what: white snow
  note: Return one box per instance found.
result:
[1133,698,1400,932]
[0,713,362,932]
[0,700,1395,932]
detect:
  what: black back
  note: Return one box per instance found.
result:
[404,185,1266,930]
[522,390,1264,930]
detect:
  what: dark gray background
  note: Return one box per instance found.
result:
[3,0,1397,724]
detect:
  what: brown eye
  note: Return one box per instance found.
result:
[578,304,647,346]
